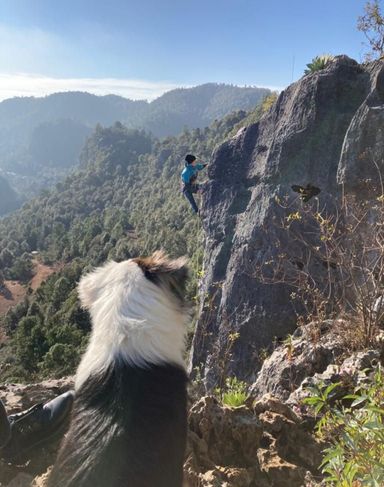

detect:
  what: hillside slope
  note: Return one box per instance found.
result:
[0,175,19,216]
[0,109,257,380]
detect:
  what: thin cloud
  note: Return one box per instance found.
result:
[0,73,184,101]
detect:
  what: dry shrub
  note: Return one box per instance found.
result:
[254,191,384,352]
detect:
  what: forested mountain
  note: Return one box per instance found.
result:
[142,84,271,136]
[0,98,274,380]
[0,175,20,216]
[0,84,270,203]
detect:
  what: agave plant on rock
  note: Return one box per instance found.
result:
[304,54,335,74]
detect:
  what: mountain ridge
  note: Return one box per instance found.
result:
[0,83,271,205]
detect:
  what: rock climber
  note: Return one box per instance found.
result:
[181,154,208,214]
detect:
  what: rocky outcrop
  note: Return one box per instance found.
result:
[287,348,382,407]
[184,395,322,487]
[338,60,384,194]
[0,378,322,487]
[191,56,384,386]
[251,321,346,401]
[1,345,380,487]
[251,320,382,405]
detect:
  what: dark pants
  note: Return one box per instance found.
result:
[0,399,11,448]
[182,184,199,213]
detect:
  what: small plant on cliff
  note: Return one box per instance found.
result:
[304,54,335,74]
[215,376,249,407]
[231,92,279,135]
[283,333,298,362]
[304,367,384,486]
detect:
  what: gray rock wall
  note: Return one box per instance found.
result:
[191,56,384,387]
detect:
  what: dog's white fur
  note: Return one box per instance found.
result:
[76,259,188,390]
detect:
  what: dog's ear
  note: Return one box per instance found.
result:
[133,251,188,300]
[78,270,99,309]
[78,261,117,309]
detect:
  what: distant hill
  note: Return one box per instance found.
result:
[142,84,271,136]
[0,84,270,174]
[0,175,19,216]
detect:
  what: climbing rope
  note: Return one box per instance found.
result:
[195,190,206,307]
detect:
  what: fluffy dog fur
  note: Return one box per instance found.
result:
[48,251,189,487]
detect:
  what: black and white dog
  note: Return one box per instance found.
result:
[48,252,189,487]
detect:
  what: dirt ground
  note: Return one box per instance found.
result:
[30,260,60,291]
[0,280,27,318]
[0,259,60,319]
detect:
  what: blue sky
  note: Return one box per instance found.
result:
[0,0,374,100]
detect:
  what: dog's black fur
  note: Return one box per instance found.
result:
[48,361,187,487]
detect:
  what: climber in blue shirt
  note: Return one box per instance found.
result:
[181,154,207,214]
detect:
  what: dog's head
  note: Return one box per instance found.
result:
[79,251,188,311]
[133,252,188,303]
[76,252,189,388]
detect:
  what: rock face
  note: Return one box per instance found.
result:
[338,60,384,194]
[184,395,322,487]
[251,322,346,401]
[191,56,384,386]
[250,320,382,405]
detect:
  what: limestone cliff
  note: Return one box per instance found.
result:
[191,56,384,386]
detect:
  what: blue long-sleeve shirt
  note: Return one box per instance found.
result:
[181,163,206,185]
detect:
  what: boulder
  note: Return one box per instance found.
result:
[185,395,322,487]
[190,56,384,387]
[288,348,381,407]
[251,322,345,401]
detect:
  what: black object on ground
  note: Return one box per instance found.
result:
[1,390,74,463]
[291,184,321,202]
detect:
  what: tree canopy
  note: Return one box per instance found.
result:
[358,0,384,61]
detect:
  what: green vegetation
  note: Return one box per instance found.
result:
[304,367,384,486]
[0,175,20,216]
[2,260,89,379]
[215,377,249,407]
[231,92,279,134]
[358,0,384,61]
[304,54,335,74]
[0,98,273,381]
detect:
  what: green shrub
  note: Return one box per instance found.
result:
[14,316,48,372]
[8,254,34,282]
[216,377,248,407]
[303,366,384,486]
[304,54,335,74]
[41,343,81,377]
